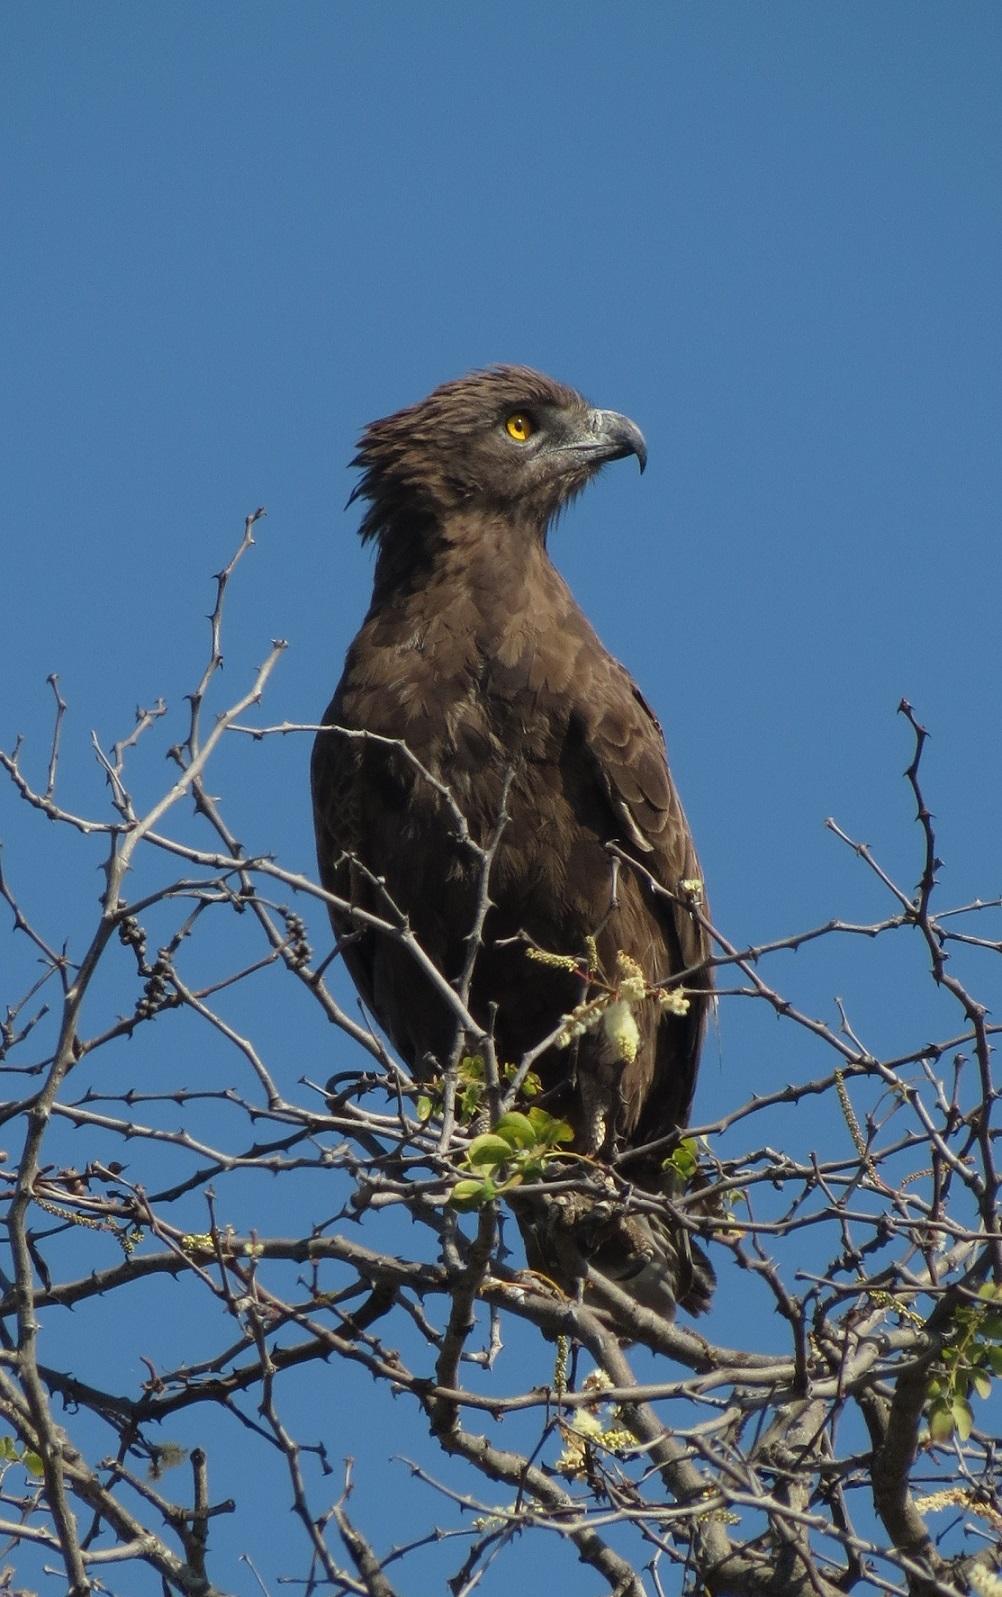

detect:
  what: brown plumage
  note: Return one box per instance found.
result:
[311,366,712,1317]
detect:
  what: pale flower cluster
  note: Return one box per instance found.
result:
[551,949,690,1063]
[525,947,581,973]
[553,1368,632,1478]
[614,951,647,1002]
[582,1369,614,1395]
[915,1487,1001,1525]
[968,1566,1002,1597]
[554,1005,603,1047]
[657,986,691,1017]
[602,999,641,1063]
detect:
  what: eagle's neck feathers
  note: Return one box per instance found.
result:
[368,504,552,613]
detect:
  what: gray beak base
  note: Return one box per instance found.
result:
[590,408,647,473]
[557,407,647,473]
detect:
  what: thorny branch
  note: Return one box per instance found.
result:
[0,521,998,1597]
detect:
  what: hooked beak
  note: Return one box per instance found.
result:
[556,407,648,473]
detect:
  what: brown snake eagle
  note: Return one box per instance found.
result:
[311,366,713,1318]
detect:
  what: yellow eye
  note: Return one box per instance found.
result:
[505,412,535,442]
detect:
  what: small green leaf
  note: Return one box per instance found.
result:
[526,1109,574,1144]
[458,1083,482,1120]
[927,1400,955,1442]
[465,1134,515,1169]
[23,1451,44,1479]
[985,1346,1002,1375]
[972,1369,992,1400]
[416,1095,434,1123]
[494,1112,538,1149]
[450,1179,492,1210]
[664,1138,698,1182]
[950,1397,974,1441]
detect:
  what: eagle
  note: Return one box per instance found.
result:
[311,366,712,1318]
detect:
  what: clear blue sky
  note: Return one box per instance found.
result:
[4,6,1001,1592]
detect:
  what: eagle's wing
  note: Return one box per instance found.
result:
[578,668,706,972]
[564,653,710,1151]
[310,675,485,1067]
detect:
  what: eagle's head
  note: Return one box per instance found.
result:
[350,365,647,545]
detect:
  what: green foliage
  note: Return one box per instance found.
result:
[662,1136,747,1237]
[416,1054,541,1127]
[450,1109,574,1210]
[925,1282,1002,1444]
[663,1136,699,1186]
[0,1434,43,1478]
